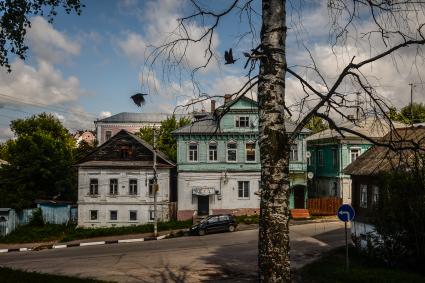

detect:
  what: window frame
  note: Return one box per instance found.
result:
[148,177,155,197]
[207,141,218,162]
[129,179,138,195]
[235,116,250,128]
[110,210,118,221]
[238,181,250,199]
[289,143,299,161]
[109,179,118,195]
[90,210,98,221]
[226,141,238,162]
[149,210,155,221]
[89,179,99,196]
[350,147,361,163]
[372,185,379,205]
[245,142,256,162]
[187,142,199,162]
[318,150,324,166]
[105,130,112,141]
[129,210,138,221]
[332,148,338,168]
[360,184,368,208]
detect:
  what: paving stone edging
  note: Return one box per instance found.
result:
[0,234,168,254]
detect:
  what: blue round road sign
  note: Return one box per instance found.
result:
[337,204,355,222]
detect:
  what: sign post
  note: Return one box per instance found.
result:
[337,204,355,271]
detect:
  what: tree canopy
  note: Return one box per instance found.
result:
[136,115,191,162]
[390,103,425,125]
[0,0,84,71]
[0,113,76,209]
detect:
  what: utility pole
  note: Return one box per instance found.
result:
[409,83,414,126]
[153,129,158,237]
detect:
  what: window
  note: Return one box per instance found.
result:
[236,116,250,128]
[372,185,379,205]
[90,210,98,221]
[317,150,322,165]
[350,148,361,163]
[219,215,229,221]
[290,144,298,161]
[207,216,219,223]
[188,143,198,162]
[109,179,118,195]
[238,181,250,199]
[120,148,129,158]
[227,142,237,162]
[148,178,155,197]
[105,130,112,141]
[129,179,138,195]
[110,210,118,221]
[307,151,311,166]
[360,184,368,208]
[332,149,338,168]
[245,142,256,162]
[149,210,155,221]
[129,210,137,221]
[208,142,218,161]
[89,179,98,195]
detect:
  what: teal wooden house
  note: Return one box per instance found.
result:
[306,117,405,204]
[173,95,310,220]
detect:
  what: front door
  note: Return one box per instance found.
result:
[293,186,305,209]
[198,196,209,215]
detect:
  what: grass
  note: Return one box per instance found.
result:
[235,214,259,224]
[0,219,193,244]
[0,267,112,283]
[296,246,425,283]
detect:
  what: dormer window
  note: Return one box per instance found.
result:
[236,116,250,128]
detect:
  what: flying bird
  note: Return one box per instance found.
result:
[224,48,238,64]
[131,92,148,107]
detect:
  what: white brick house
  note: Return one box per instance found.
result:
[77,130,175,228]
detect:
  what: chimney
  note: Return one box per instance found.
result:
[224,94,232,104]
[211,100,216,113]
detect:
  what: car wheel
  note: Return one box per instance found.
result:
[228,225,235,232]
[198,229,205,236]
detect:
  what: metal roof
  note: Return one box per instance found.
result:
[344,126,425,176]
[306,117,407,141]
[95,112,189,124]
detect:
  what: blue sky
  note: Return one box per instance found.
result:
[0,0,424,141]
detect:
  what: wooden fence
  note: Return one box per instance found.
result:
[307,197,342,216]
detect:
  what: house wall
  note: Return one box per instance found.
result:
[307,141,372,203]
[78,167,171,227]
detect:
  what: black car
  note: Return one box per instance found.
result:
[190,214,237,236]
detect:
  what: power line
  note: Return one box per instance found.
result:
[0,93,98,119]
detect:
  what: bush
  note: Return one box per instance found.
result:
[28,208,44,227]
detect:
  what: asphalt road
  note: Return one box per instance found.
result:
[0,222,346,282]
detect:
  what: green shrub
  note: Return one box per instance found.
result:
[28,208,44,227]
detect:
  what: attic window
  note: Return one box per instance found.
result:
[120,147,130,158]
[236,116,250,128]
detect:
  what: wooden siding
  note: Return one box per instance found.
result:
[307,197,342,216]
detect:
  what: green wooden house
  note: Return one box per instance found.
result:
[306,117,405,204]
[173,95,310,220]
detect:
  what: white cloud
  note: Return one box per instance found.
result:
[0,127,13,142]
[99,111,112,119]
[26,16,80,64]
[117,0,219,72]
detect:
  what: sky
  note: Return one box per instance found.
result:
[0,0,425,141]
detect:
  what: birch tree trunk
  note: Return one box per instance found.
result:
[258,0,290,282]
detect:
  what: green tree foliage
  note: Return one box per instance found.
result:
[137,116,191,162]
[305,116,328,134]
[0,0,84,71]
[389,103,425,124]
[0,113,76,209]
[368,155,425,270]
[73,139,97,161]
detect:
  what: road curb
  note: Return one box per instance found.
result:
[0,234,169,254]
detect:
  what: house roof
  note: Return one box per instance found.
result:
[306,117,406,142]
[77,130,175,168]
[172,95,310,135]
[35,199,74,206]
[95,112,189,124]
[344,126,425,176]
